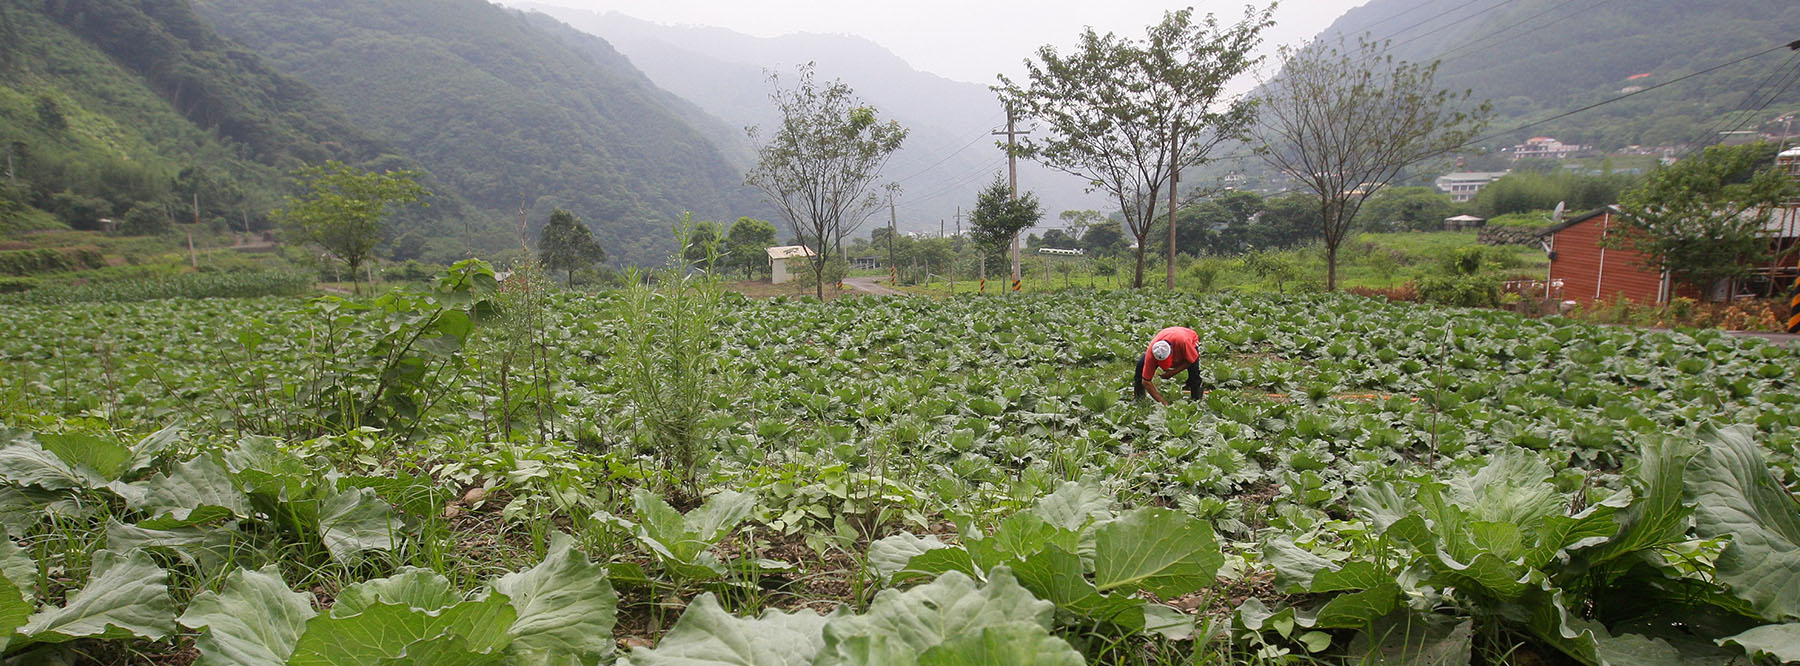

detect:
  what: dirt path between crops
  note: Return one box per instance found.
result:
[843,276,905,297]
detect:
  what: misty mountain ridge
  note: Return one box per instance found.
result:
[513,3,1111,236]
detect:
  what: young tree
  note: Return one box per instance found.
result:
[274,161,429,295]
[746,63,908,299]
[724,217,778,279]
[681,218,724,270]
[969,174,1043,287]
[538,208,605,286]
[996,6,1273,288]
[1255,37,1491,290]
[1611,142,1798,298]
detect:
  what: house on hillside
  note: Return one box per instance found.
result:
[1537,206,1800,305]
[1434,171,1509,203]
[766,245,815,284]
[1510,137,1584,161]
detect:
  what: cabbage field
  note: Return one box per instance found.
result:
[3,260,1800,665]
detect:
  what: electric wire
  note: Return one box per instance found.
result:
[1673,52,1800,161]
[1460,41,1800,149]
[892,117,1005,185]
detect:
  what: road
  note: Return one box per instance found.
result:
[843,276,905,297]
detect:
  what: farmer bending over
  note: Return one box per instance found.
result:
[1134,326,1203,404]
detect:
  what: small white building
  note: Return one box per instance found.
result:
[1434,171,1509,203]
[766,245,816,284]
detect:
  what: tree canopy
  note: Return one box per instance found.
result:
[745,63,907,299]
[1611,142,1798,297]
[724,217,778,280]
[274,161,429,294]
[968,174,1043,284]
[539,208,606,286]
[1256,36,1491,290]
[995,5,1273,288]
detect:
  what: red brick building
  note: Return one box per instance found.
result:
[1539,205,1800,306]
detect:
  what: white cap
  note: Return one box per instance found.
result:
[1151,340,1172,361]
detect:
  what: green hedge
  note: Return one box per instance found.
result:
[0,246,107,275]
[0,271,313,305]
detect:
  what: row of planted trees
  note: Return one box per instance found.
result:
[740,3,1495,295]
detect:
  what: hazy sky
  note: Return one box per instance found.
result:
[503,0,1369,86]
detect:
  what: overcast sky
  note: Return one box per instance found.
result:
[503,0,1370,86]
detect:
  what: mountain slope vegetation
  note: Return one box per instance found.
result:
[194,0,769,264]
[0,0,391,235]
[517,5,1112,234]
[1316,0,1800,149]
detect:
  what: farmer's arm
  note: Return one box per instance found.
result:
[1143,377,1169,405]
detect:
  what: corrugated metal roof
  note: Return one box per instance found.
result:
[765,245,815,260]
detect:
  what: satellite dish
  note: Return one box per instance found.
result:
[1552,201,1566,223]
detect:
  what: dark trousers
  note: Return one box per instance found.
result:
[1132,353,1204,401]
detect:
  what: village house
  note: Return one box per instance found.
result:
[1510,136,1585,161]
[1434,171,1509,203]
[765,245,815,284]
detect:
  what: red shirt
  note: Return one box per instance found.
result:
[1141,327,1200,380]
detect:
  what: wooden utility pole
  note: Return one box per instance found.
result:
[192,192,201,226]
[993,105,1030,288]
[1167,133,1179,289]
[888,194,898,285]
[954,207,962,237]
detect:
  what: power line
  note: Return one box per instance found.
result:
[894,157,1007,208]
[1461,40,1800,149]
[1674,52,1800,160]
[892,114,1007,185]
[1431,0,1603,67]
[1384,0,1514,52]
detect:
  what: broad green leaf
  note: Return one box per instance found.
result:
[133,455,251,523]
[317,487,401,564]
[333,567,462,617]
[618,593,827,666]
[35,432,131,482]
[1575,437,1694,575]
[1263,535,1334,593]
[1444,448,1561,527]
[0,437,94,490]
[914,623,1085,666]
[1350,613,1472,666]
[104,519,235,573]
[372,633,505,666]
[1010,546,1144,628]
[124,423,182,476]
[1351,482,1413,532]
[0,575,29,653]
[1,537,35,604]
[817,568,1052,665]
[684,490,756,543]
[1311,583,1402,629]
[18,549,174,645]
[1092,508,1223,597]
[1030,481,1114,532]
[339,474,449,520]
[1717,623,1800,662]
[288,594,516,666]
[968,513,1076,572]
[491,532,618,664]
[177,564,315,666]
[1686,425,1800,620]
[868,533,953,584]
[896,547,977,582]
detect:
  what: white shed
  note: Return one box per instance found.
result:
[766,245,816,284]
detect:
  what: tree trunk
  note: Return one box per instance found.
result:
[1326,243,1338,291]
[1132,245,1146,289]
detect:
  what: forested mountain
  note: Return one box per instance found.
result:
[193,0,770,264]
[1314,0,1800,150]
[0,0,447,237]
[512,5,1112,235]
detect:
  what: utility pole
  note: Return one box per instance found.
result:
[955,206,962,237]
[1167,132,1179,289]
[193,192,201,226]
[888,194,898,285]
[993,104,1030,289]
